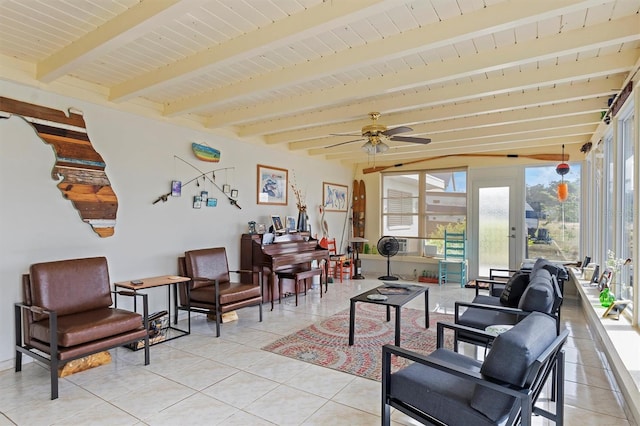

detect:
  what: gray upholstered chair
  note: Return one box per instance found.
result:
[382,312,568,426]
[476,257,569,298]
[15,257,150,400]
[455,268,563,349]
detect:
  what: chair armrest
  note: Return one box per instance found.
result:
[14,302,52,316]
[474,278,506,296]
[110,291,149,331]
[436,321,497,349]
[229,269,255,275]
[192,277,214,284]
[455,300,528,314]
[381,344,527,397]
[14,302,59,355]
[489,268,519,280]
[454,301,533,323]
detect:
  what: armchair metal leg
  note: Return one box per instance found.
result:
[382,403,391,426]
[49,313,59,400]
[258,271,263,322]
[14,304,22,373]
[381,347,392,426]
[520,394,532,426]
[556,351,565,425]
[143,296,150,366]
[214,279,221,337]
[50,360,59,400]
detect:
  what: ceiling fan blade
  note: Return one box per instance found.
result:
[324,138,365,148]
[329,132,361,137]
[382,126,413,136]
[390,135,431,144]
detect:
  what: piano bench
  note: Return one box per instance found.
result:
[276,267,323,306]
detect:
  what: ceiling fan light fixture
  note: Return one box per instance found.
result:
[376,142,389,153]
[361,141,389,154]
[361,141,374,153]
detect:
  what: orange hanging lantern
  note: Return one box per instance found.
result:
[556,144,570,202]
[557,182,569,202]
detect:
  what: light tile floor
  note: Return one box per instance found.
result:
[0,279,634,425]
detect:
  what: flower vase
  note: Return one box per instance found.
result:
[297,209,308,232]
[599,287,615,308]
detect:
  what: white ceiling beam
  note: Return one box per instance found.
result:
[294,97,608,152]
[239,52,633,137]
[283,82,616,148]
[322,131,591,161]
[36,0,205,83]
[110,0,393,102]
[205,14,639,127]
[163,0,607,116]
[309,114,599,157]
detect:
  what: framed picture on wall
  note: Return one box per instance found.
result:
[171,180,182,197]
[323,182,348,212]
[257,164,288,205]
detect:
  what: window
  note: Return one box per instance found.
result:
[618,107,634,302]
[382,169,467,255]
[386,188,414,227]
[525,163,581,262]
[382,173,419,238]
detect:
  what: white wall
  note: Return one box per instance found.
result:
[0,80,352,366]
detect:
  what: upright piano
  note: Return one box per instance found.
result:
[240,233,329,305]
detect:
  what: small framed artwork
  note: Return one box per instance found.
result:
[206,198,217,207]
[230,189,238,198]
[602,299,632,320]
[171,180,182,197]
[257,164,288,205]
[200,191,208,202]
[222,184,231,194]
[286,215,296,232]
[597,269,612,292]
[271,215,284,233]
[590,264,600,284]
[193,195,202,209]
[323,182,348,212]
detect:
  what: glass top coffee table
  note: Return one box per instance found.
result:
[349,283,429,346]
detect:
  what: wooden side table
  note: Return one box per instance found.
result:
[114,275,191,347]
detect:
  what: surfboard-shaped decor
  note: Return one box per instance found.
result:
[192,142,220,162]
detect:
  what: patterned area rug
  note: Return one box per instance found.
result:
[262,304,454,381]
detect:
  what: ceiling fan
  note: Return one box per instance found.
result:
[326,112,431,154]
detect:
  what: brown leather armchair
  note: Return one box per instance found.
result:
[15,257,149,400]
[177,247,262,337]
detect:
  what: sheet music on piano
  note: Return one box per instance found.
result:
[262,233,274,246]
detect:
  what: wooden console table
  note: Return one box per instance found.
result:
[114,275,191,346]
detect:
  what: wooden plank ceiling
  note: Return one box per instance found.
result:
[1,0,639,169]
